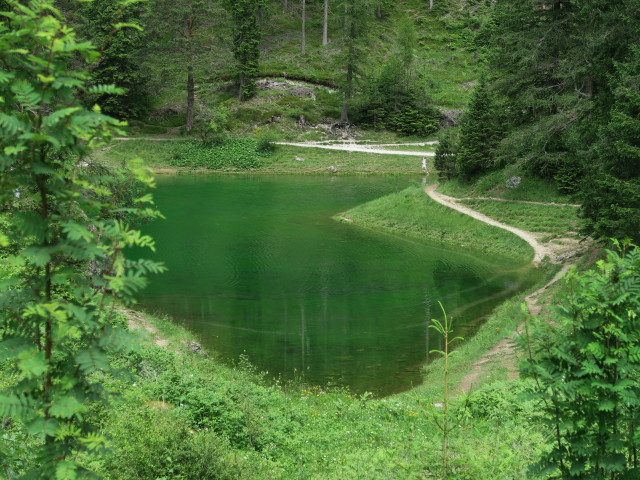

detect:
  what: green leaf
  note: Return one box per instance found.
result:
[50,395,86,420]
[55,460,78,480]
[22,246,53,267]
[27,418,59,436]
[76,348,109,374]
[18,350,47,378]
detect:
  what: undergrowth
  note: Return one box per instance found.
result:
[168,139,268,170]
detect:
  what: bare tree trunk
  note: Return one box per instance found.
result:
[258,6,263,24]
[284,0,288,8]
[301,0,306,55]
[341,45,353,123]
[186,64,194,132]
[322,0,329,45]
[376,4,382,18]
[429,0,434,10]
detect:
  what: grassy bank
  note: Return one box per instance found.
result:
[459,199,580,240]
[72,297,551,480]
[339,185,535,264]
[93,139,432,174]
[438,171,572,204]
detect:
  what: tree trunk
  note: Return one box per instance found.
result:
[341,41,354,124]
[322,0,329,45]
[376,4,382,18]
[429,0,434,10]
[186,64,194,132]
[258,6,263,24]
[340,102,349,123]
[284,0,288,8]
[301,0,306,55]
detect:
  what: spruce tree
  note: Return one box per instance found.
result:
[580,46,640,242]
[455,79,500,180]
[224,0,265,100]
[79,0,150,119]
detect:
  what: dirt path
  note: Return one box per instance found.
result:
[275,142,435,157]
[422,185,582,393]
[425,184,547,264]
[462,196,580,208]
[455,264,571,393]
[117,306,169,348]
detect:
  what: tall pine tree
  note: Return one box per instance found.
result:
[456,78,501,180]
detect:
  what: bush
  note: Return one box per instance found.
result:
[521,242,640,479]
[435,127,460,180]
[168,139,265,170]
[102,405,256,479]
[255,131,278,153]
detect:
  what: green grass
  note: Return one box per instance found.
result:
[438,171,574,203]
[460,199,581,237]
[93,140,432,174]
[339,185,535,263]
[81,295,553,480]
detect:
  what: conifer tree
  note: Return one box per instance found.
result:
[78,0,150,119]
[580,46,640,242]
[224,0,266,100]
[456,79,500,180]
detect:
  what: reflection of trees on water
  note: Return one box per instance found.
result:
[139,176,539,396]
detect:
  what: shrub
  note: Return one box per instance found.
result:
[521,242,640,479]
[168,139,264,170]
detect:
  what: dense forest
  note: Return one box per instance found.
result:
[1,0,640,479]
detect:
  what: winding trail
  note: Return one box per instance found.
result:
[422,185,580,393]
[425,184,547,264]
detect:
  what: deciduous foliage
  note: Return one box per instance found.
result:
[521,242,640,479]
[0,1,163,477]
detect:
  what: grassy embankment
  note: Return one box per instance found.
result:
[78,301,551,480]
[338,185,536,264]
[93,139,436,174]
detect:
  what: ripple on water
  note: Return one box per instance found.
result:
[138,175,541,396]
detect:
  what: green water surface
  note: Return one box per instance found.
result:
[138,175,539,396]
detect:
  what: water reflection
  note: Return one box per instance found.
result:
[138,175,539,396]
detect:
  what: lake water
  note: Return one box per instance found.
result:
[137,175,539,396]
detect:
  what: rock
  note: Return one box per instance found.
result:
[327,165,338,173]
[439,109,463,127]
[506,176,522,188]
[184,340,208,358]
[295,156,305,162]
[555,250,578,263]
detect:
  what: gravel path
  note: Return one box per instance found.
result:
[275,142,435,157]
[425,184,546,264]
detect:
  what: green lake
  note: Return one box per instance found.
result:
[137,175,540,396]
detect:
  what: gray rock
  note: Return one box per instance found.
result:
[295,156,305,162]
[185,341,208,358]
[327,165,338,173]
[506,176,522,188]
